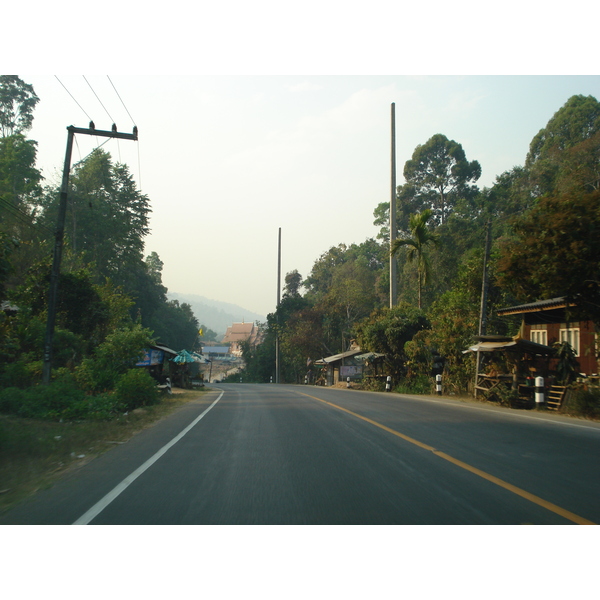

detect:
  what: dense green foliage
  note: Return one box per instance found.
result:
[239,94,600,399]
[0,77,203,422]
[355,303,429,379]
[2,77,599,411]
[0,76,39,137]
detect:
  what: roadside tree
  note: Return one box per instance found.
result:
[355,303,429,380]
[402,133,481,226]
[0,76,39,138]
[497,188,600,324]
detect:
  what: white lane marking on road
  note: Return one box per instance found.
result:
[72,390,224,525]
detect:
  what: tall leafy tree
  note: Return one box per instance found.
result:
[304,244,350,298]
[280,306,326,380]
[147,299,199,350]
[0,76,39,138]
[0,135,42,212]
[283,269,303,298]
[526,95,600,167]
[320,258,379,345]
[0,134,45,289]
[39,148,150,288]
[355,303,429,379]
[0,231,17,303]
[525,95,600,197]
[497,188,600,324]
[402,133,481,226]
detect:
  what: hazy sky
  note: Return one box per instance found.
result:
[20,75,600,316]
[8,3,599,318]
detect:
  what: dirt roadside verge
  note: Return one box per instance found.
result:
[0,388,211,515]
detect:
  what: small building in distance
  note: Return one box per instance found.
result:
[221,322,262,356]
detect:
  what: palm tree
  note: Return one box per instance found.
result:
[390,208,439,308]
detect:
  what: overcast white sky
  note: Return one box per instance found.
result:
[7,2,600,319]
[20,74,599,316]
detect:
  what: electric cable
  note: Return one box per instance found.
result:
[107,75,142,191]
[54,76,93,122]
[83,75,115,125]
[0,197,54,236]
[107,76,136,126]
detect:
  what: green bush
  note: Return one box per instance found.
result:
[74,324,154,392]
[0,387,27,416]
[114,368,160,412]
[0,374,123,421]
[361,378,387,392]
[0,374,85,420]
[565,388,600,418]
[0,358,40,389]
[394,374,433,395]
[60,393,123,421]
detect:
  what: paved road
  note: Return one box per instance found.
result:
[2,384,599,524]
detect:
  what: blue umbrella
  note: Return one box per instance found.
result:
[172,350,195,364]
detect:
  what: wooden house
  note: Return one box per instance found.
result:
[497,297,598,376]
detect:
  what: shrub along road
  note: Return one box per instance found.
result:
[1,384,599,524]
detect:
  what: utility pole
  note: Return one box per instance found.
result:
[275,227,281,384]
[390,103,398,308]
[478,220,492,337]
[474,220,492,398]
[42,123,138,384]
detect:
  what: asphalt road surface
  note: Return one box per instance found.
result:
[2,384,599,525]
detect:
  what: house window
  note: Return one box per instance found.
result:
[531,329,548,346]
[559,327,580,356]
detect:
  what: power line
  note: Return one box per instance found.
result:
[54,76,92,122]
[107,75,143,191]
[107,76,136,126]
[0,197,54,236]
[83,75,115,124]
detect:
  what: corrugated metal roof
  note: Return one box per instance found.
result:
[315,347,362,364]
[497,297,570,316]
[355,352,386,362]
[153,344,178,355]
[463,338,554,355]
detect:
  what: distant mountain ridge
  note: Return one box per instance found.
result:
[168,292,266,338]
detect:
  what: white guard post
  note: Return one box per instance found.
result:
[535,376,545,405]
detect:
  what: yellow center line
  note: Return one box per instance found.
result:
[296,391,596,525]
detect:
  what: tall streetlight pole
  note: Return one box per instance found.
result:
[275,227,281,384]
[390,103,398,308]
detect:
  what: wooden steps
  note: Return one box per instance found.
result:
[547,385,568,410]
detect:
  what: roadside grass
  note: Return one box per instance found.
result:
[0,389,209,514]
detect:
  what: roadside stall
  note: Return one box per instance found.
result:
[464,335,554,405]
[136,344,177,385]
[355,352,387,384]
[314,345,363,386]
[171,350,198,389]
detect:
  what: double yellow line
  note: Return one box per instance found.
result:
[297,391,595,525]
